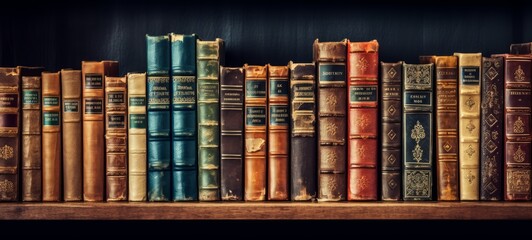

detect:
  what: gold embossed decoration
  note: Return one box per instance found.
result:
[0,145,14,160]
[514,117,525,134]
[326,122,338,136]
[357,176,369,190]
[326,151,337,165]
[326,177,338,192]
[0,179,14,193]
[466,170,476,184]
[387,154,397,165]
[406,65,430,85]
[387,129,396,140]
[514,145,526,163]
[466,120,476,133]
[357,146,366,159]
[405,170,430,197]
[387,67,397,78]
[465,96,475,110]
[411,121,426,163]
[203,128,215,143]
[356,57,368,72]
[387,105,396,116]
[465,144,475,158]
[482,156,499,195]
[326,94,337,108]
[443,141,452,152]
[515,65,526,82]
[355,114,369,129]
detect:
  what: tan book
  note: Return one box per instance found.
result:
[128,73,147,201]
[61,69,83,201]
[42,72,62,201]
[82,61,119,201]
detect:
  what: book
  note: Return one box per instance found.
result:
[171,33,198,201]
[510,42,532,55]
[244,64,268,201]
[314,39,347,201]
[403,63,434,201]
[82,60,119,201]
[267,64,289,200]
[146,34,171,201]
[290,62,317,201]
[455,53,482,200]
[42,72,62,201]
[20,66,44,201]
[105,76,128,201]
[0,68,21,201]
[347,40,379,200]
[220,66,244,201]
[127,72,147,202]
[61,69,83,201]
[197,38,224,201]
[380,61,403,201]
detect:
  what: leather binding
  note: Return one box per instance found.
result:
[42,72,62,201]
[267,65,289,200]
[510,43,532,55]
[61,69,83,201]
[105,76,127,201]
[146,34,171,201]
[0,68,21,201]
[220,67,244,201]
[20,67,44,201]
[128,72,147,201]
[380,61,403,201]
[454,53,482,200]
[82,60,119,202]
[502,54,532,200]
[197,38,224,201]
[171,33,198,201]
[434,56,459,201]
[347,40,379,200]
[289,62,317,201]
[244,64,268,201]
[403,63,434,201]
[313,39,347,201]
[480,57,504,201]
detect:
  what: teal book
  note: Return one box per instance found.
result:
[197,38,225,201]
[171,33,198,201]
[146,34,171,201]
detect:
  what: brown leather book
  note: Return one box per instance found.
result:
[128,72,147,202]
[434,56,459,201]
[82,61,119,201]
[380,61,403,201]
[267,65,289,200]
[105,76,128,201]
[501,54,532,201]
[0,68,21,201]
[220,67,244,201]
[20,67,44,201]
[313,39,347,201]
[347,40,379,200]
[244,64,268,201]
[42,72,62,201]
[510,43,532,55]
[61,69,83,201]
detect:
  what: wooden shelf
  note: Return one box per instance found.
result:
[1,202,531,220]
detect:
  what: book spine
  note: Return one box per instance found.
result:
[267,65,289,200]
[403,63,434,201]
[244,64,268,201]
[290,62,317,201]
[314,40,347,201]
[42,72,62,201]
[61,69,83,201]
[146,35,171,201]
[171,33,198,201]
[127,73,147,202]
[105,76,127,201]
[455,53,482,200]
[197,39,224,201]
[480,57,504,201]
[435,56,459,201]
[0,68,21,201]
[503,55,532,201]
[347,40,379,200]
[220,67,244,201]
[380,62,402,201]
[21,74,42,201]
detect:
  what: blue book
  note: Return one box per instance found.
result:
[146,34,171,201]
[170,33,198,201]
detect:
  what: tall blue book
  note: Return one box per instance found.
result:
[146,34,171,201]
[170,33,198,201]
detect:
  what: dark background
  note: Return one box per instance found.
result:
[2,0,532,235]
[1,1,532,75]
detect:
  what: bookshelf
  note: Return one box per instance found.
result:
[1,202,532,220]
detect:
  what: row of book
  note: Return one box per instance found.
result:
[1,35,531,202]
